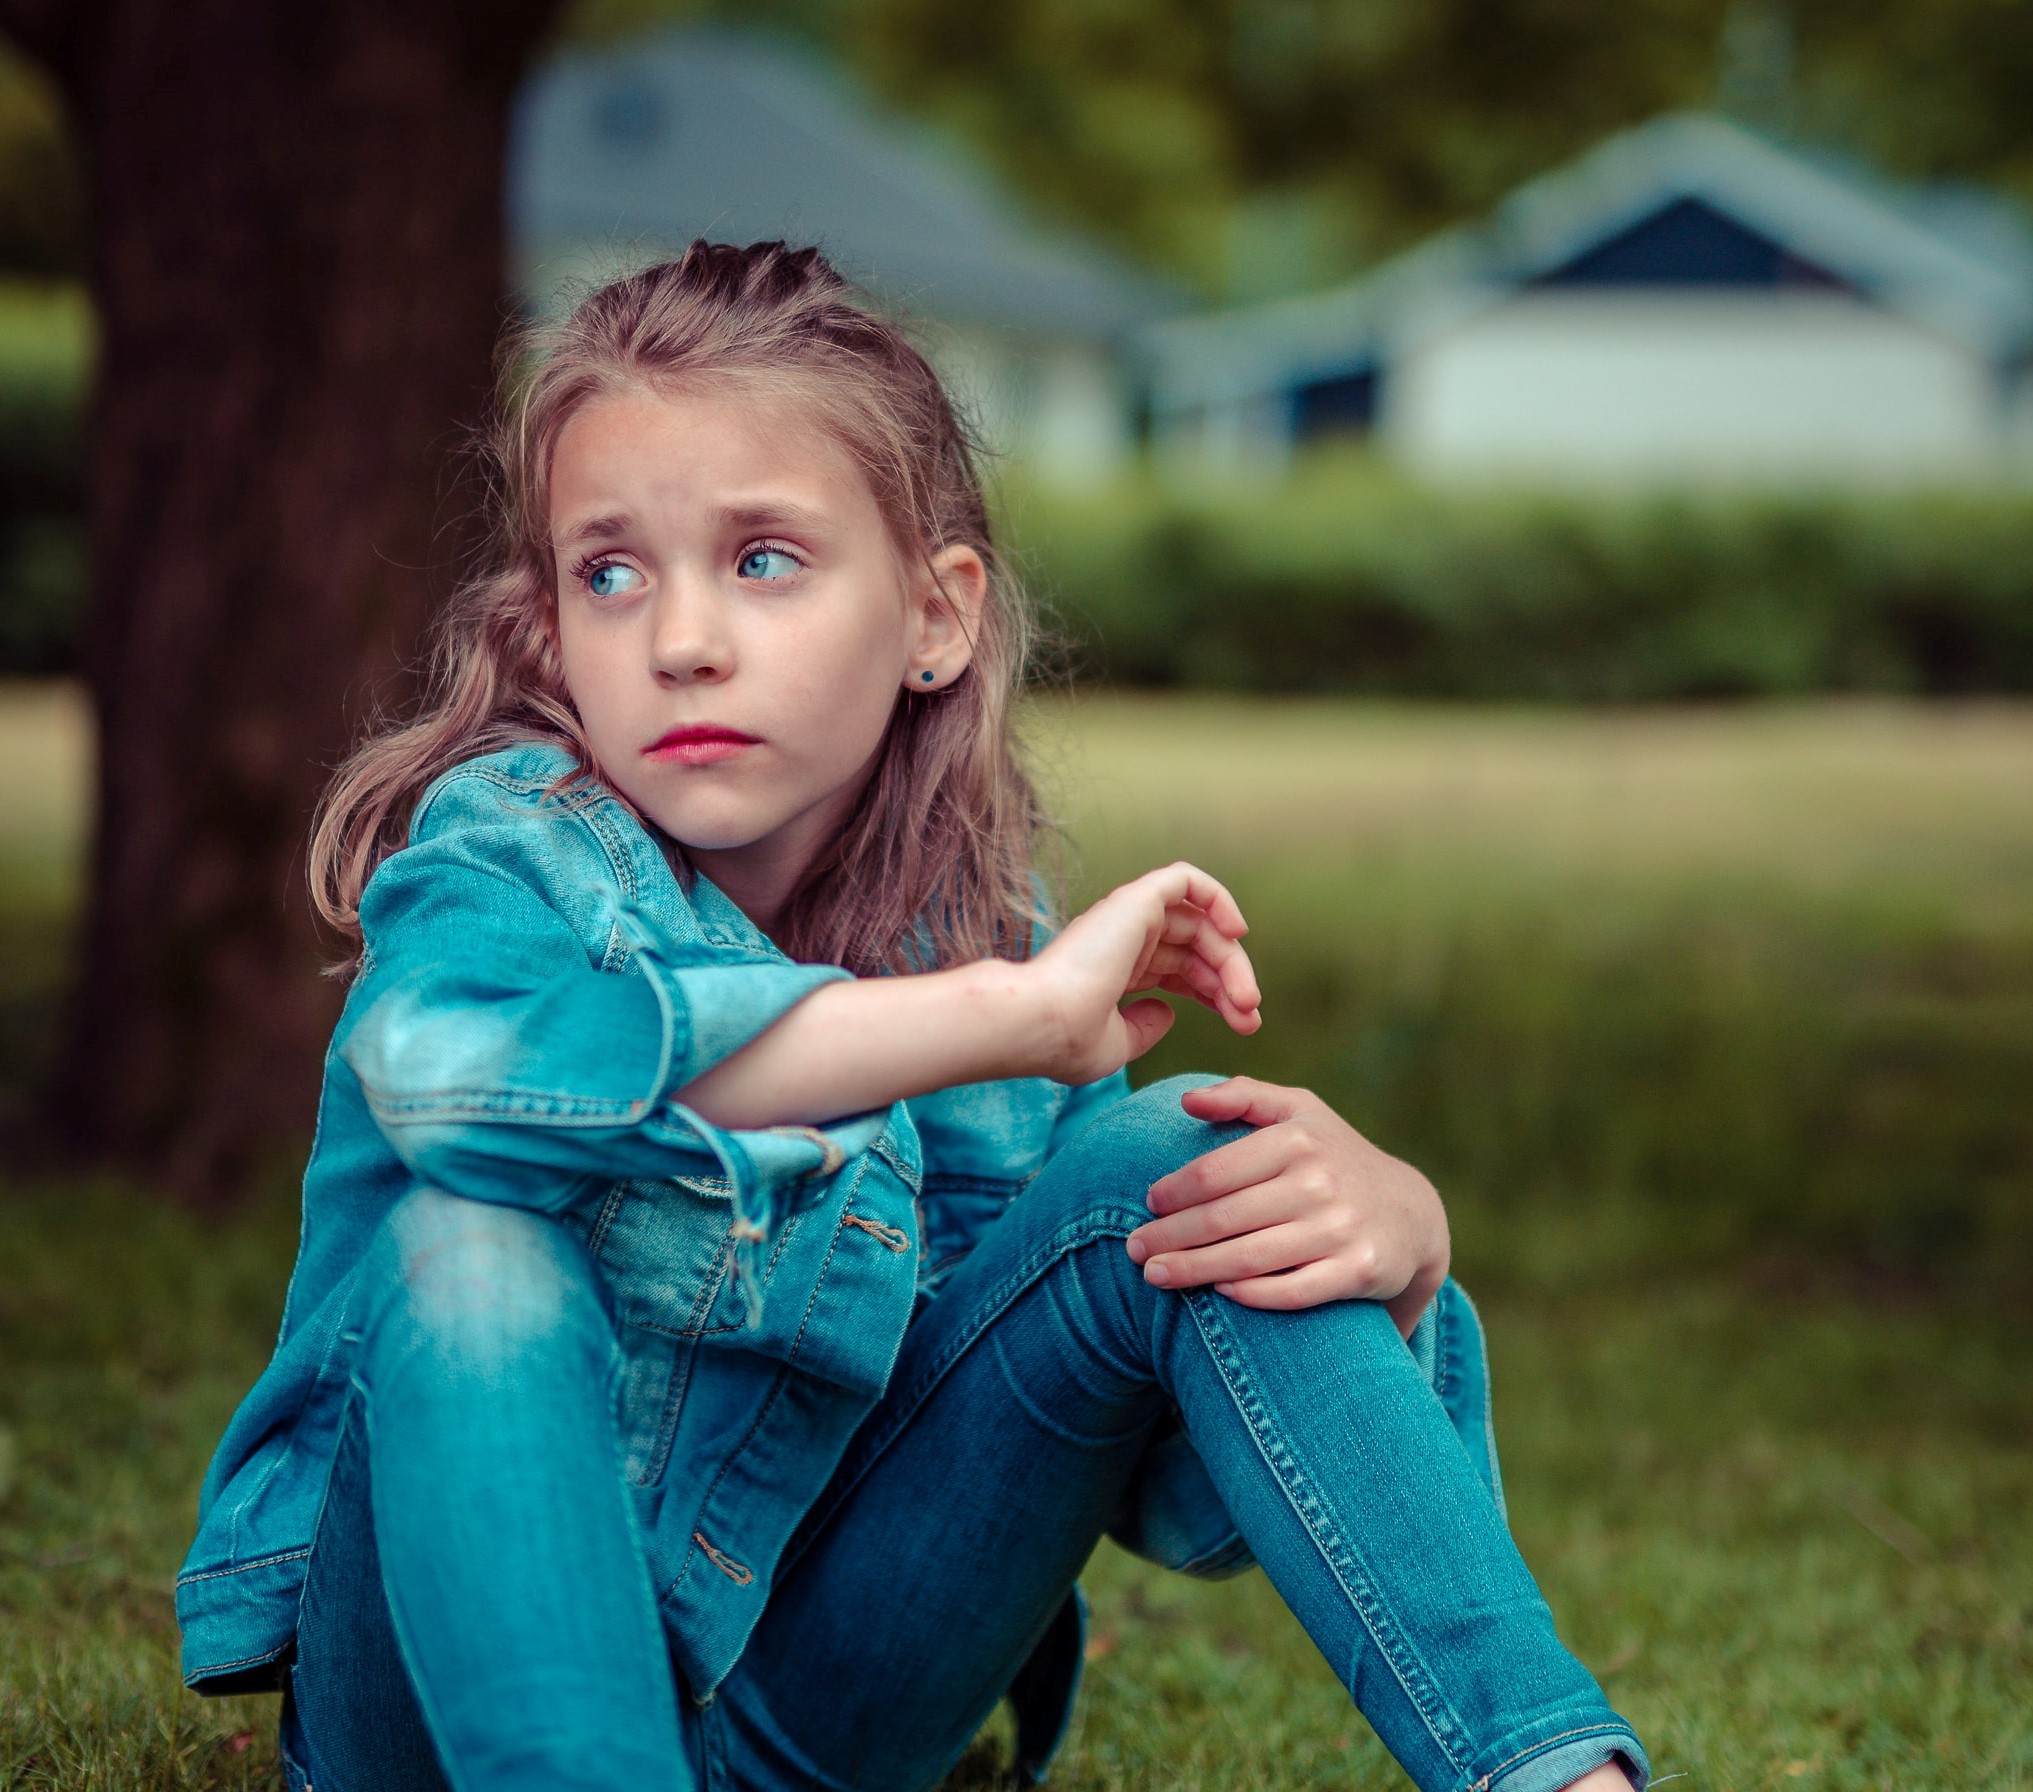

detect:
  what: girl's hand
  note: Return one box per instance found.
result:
[1124,1077,1449,1338]
[1026,862,1262,1087]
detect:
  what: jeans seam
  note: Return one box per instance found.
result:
[175,1546,313,1588]
[1470,1721,1641,1791]
[1435,1287,1455,1408]
[870,1133,922,1191]
[184,1643,292,1674]
[1182,1288,1478,1785]
[572,791,642,910]
[1175,1539,1254,1576]
[586,1179,631,1256]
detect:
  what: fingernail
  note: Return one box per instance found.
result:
[1144,1261,1170,1286]
[1125,1238,1146,1265]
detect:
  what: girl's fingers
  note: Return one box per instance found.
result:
[1154,964,1227,1021]
[1185,919,1260,1014]
[1126,1178,1293,1261]
[1139,862,1249,939]
[1158,907,1260,1000]
[1145,917,1261,1020]
[1212,1259,1352,1310]
[1138,1220,1317,1290]
[1178,1076,1306,1129]
[1140,941,1218,990]
[1142,948,1259,1030]
[1113,996,1177,1063]
[1144,1126,1292,1214]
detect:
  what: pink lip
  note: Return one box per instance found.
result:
[644,725,759,767]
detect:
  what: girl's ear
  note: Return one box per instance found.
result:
[905,544,988,691]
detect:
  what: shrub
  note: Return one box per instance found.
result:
[1005,462,2033,698]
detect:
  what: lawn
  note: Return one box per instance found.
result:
[3,685,2029,1789]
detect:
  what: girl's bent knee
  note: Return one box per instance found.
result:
[361,1189,611,1371]
[1062,1074,1244,1179]
[1018,1074,1250,1244]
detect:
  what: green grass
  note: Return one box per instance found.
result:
[1031,694,2033,1294]
[4,686,2031,1788]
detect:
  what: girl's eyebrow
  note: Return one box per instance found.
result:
[716,500,832,537]
[555,512,636,552]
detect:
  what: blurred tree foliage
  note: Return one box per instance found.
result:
[563,0,2033,299]
[5,3,2031,295]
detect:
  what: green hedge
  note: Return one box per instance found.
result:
[10,344,2033,695]
[1005,465,2033,698]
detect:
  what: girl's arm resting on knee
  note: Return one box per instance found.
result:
[347,821,1259,1210]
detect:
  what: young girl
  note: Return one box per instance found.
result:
[176,241,1649,1792]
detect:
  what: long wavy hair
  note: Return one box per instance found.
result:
[309,241,1059,977]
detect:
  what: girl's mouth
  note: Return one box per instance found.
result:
[645,726,759,767]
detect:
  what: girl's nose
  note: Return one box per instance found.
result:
[648,576,733,685]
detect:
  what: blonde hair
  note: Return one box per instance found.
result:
[309,240,1058,976]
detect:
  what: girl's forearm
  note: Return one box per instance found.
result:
[672,960,1058,1129]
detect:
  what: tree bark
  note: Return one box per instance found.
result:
[3,0,559,1203]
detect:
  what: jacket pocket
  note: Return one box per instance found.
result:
[583,1175,802,1485]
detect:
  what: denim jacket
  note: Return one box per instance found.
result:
[175,740,1239,1779]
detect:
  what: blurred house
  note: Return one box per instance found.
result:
[1144,113,2033,483]
[508,28,1182,483]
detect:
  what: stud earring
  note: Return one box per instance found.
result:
[919,669,936,684]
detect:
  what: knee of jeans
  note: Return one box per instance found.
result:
[1032,1073,1248,1238]
[362,1188,610,1373]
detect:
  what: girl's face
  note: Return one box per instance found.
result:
[548,383,982,930]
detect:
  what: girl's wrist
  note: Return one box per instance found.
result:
[952,957,1065,1084]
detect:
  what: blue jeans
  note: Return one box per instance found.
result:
[281,1076,1649,1792]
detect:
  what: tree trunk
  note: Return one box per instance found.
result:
[4,0,559,1203]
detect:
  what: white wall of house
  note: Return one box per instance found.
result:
[1383,290,2006,481]
[1148,394,1296,481]
[1025,343,1136,483]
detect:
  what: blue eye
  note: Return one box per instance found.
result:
[738,547,801,581]
[587,562,641,599]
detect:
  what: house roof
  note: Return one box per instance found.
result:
[508,27,1183,342]
[1144,111,2033,412]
